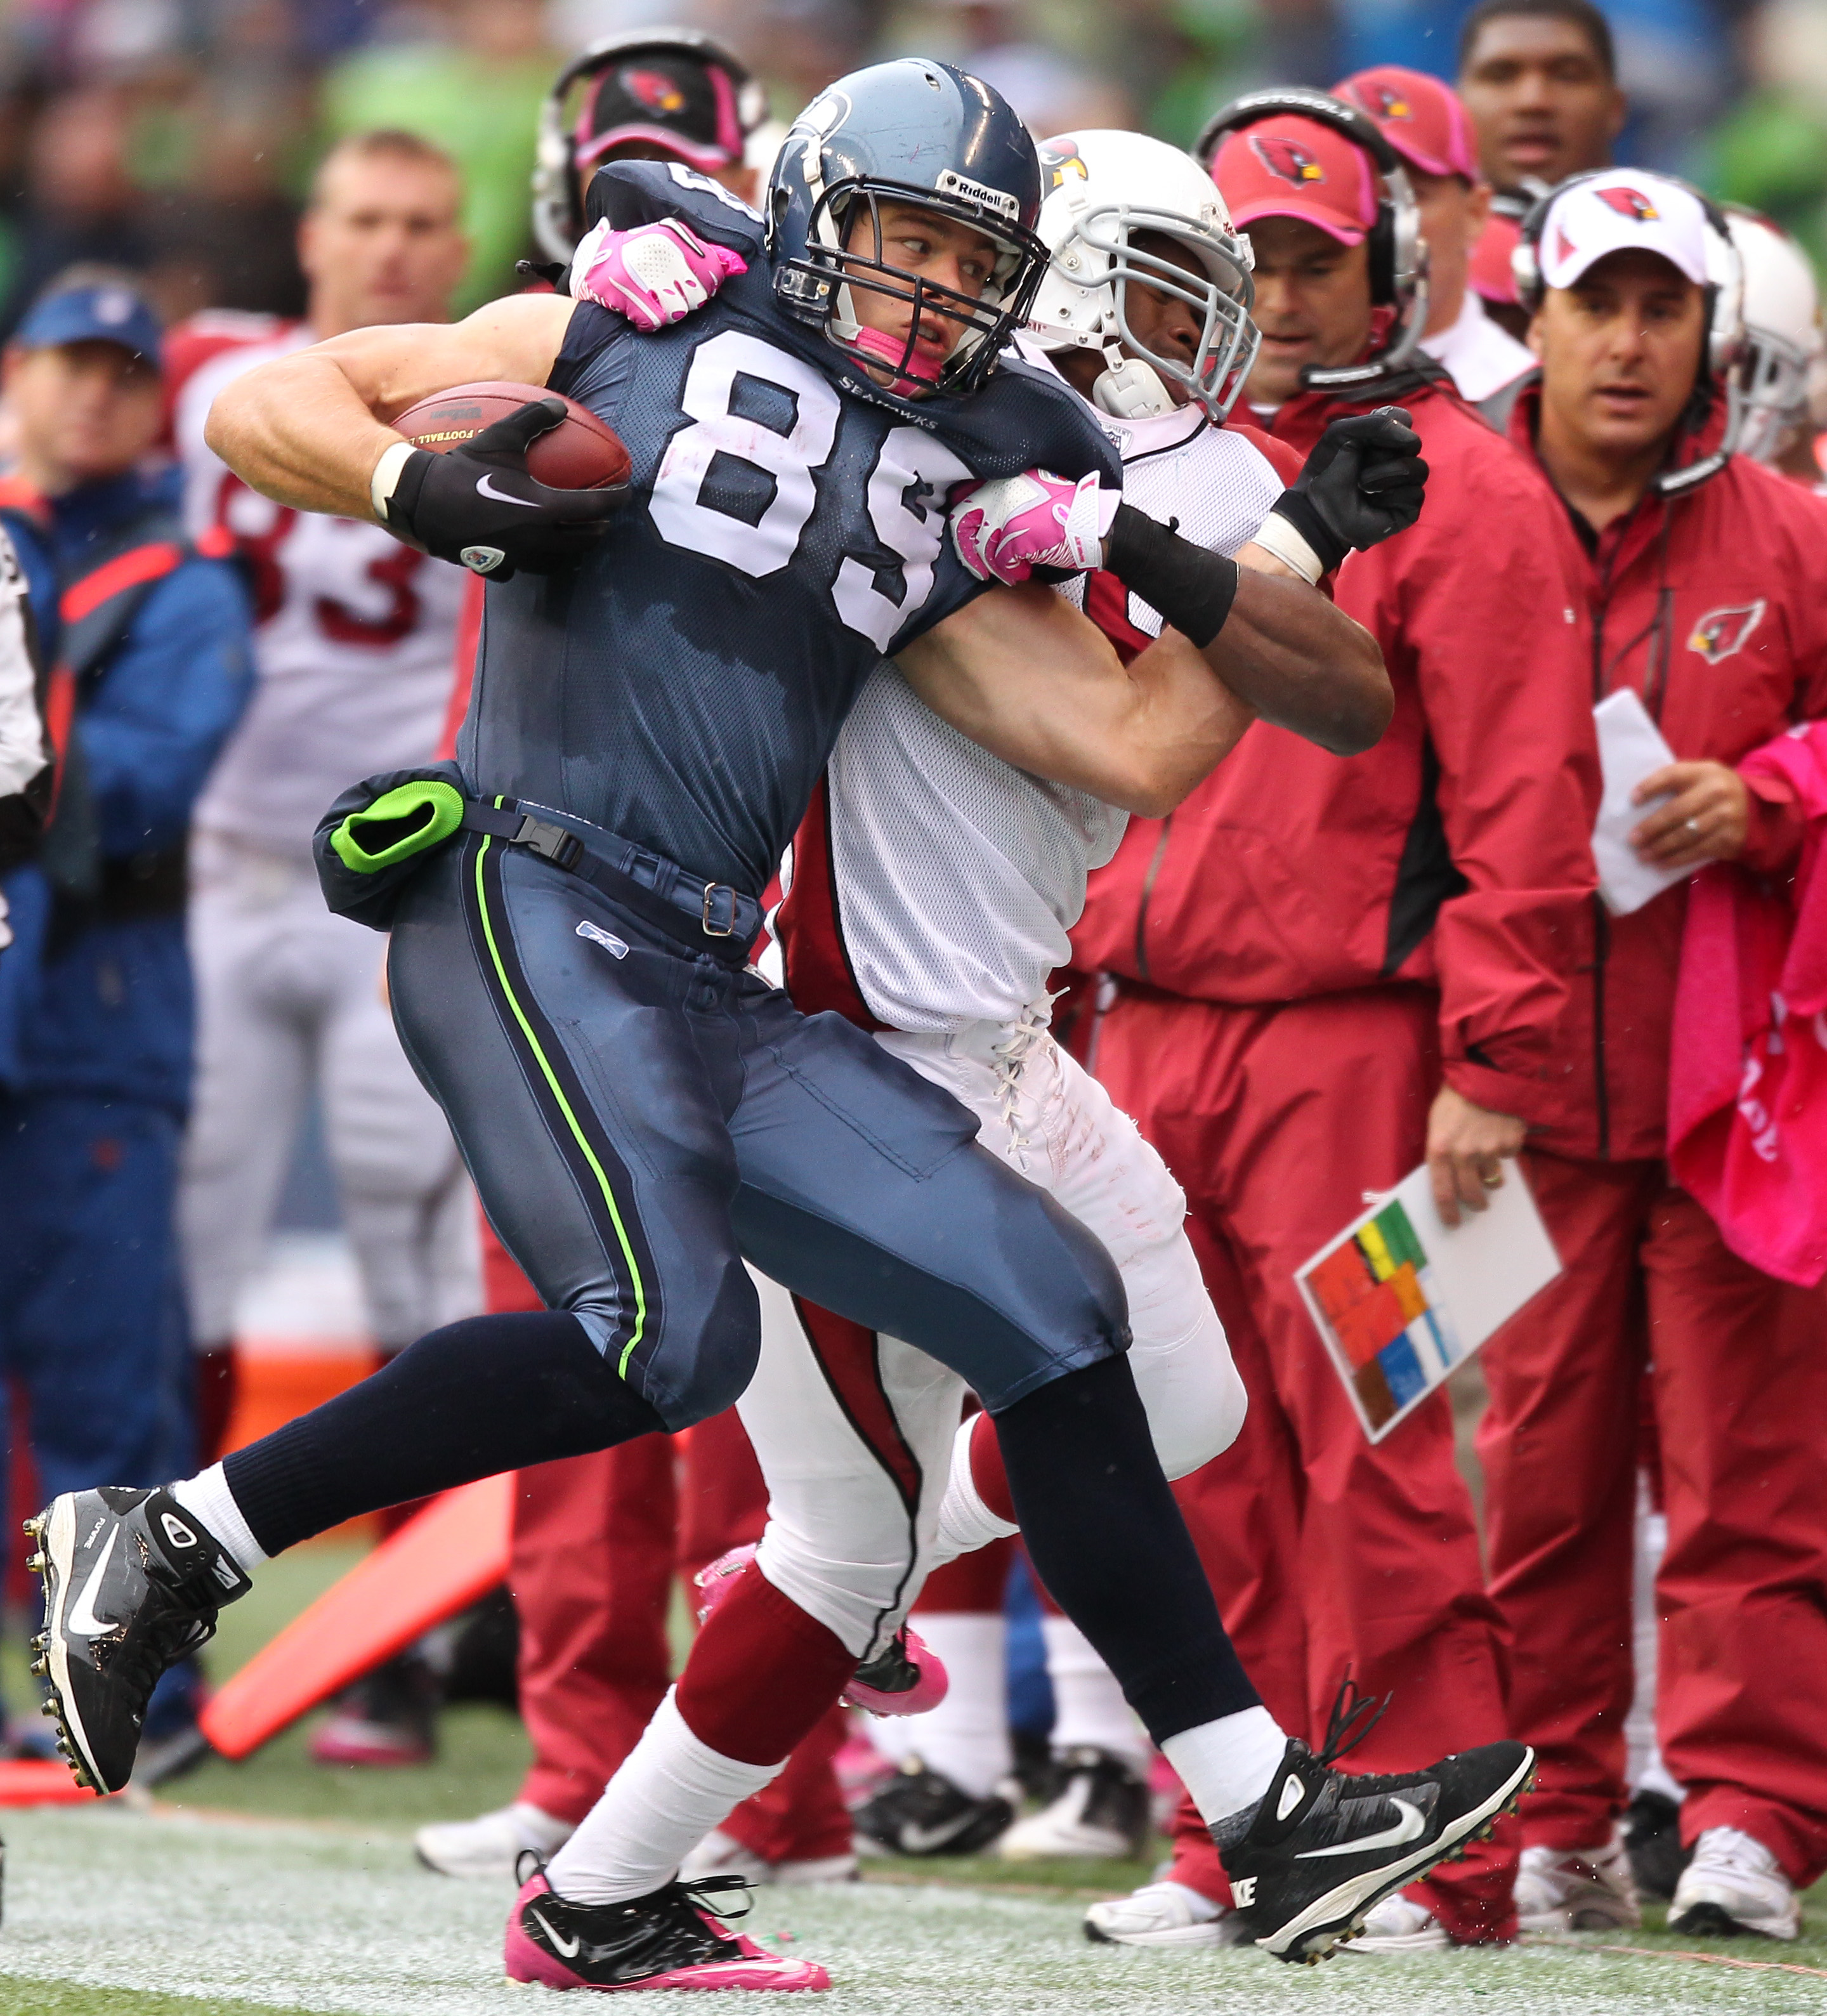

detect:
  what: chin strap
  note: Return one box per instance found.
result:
[849,325,941,395]
[1092,344,1175,421]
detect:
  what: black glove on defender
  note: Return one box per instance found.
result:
[380,398,627,581]
[1269,407,1428,577]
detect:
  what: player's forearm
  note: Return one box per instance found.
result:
[1099,632,1256,816]
[206,351,400,521]
[904,587,1248,818]
[1197,566,1389,757]
[1097,506,1391,759]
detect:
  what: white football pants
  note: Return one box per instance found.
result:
[742,1009,1247,1662]
[180,833,478,1351]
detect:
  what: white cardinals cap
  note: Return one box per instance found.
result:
[1537,170,1710,291]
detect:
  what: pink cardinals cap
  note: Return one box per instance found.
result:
[1471,209,1522,304]
[1537,171,1710,291]
[1333,65,1480,182]
[1212,114,1380,247]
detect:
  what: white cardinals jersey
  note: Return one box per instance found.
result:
[168,314,466,859]
[778,391,1288,1032]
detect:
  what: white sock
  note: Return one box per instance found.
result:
[169,1463,265,1574]
[864,1710,923,1768]
[1162,1705,1289,1828]
[931,1417,1018,1567]
[878,1613,1011,1799]
[546,1692,782,1904]
[1041,1616,1150,1774]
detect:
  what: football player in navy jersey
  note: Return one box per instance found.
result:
[30,60,1532,1972]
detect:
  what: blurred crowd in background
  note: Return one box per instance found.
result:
[8,0,1827,342]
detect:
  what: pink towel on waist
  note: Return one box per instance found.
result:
[1668,723,1827,1286]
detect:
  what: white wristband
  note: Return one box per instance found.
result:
[1250,510,1327,586]
[369,439,418,524]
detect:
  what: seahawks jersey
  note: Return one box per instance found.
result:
[461,160,1120,897]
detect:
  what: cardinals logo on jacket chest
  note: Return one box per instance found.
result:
[1687,599,1767,664]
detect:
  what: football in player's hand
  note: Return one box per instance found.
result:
[393,383,631,491]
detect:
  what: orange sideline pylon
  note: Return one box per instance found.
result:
[198,1472,514,1762]
[0,1759,114,1805]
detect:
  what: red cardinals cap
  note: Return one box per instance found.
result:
[577,50,746,174]
[1333,65,1479,182]
[1211,114,1380,247]
[1537,170,1710,291]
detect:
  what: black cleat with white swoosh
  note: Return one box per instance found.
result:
[25,1487,251,1795]
[506,1867,829,1989]
[1219,1682,1533,1965]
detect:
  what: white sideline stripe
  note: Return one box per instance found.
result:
[0,1805,1806,2014]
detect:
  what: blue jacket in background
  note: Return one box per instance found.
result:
[0,466,252,1111]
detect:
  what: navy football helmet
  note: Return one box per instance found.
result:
[768,59,1048,395]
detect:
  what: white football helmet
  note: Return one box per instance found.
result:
[1723,205,1824,464]
[1027,129,1258,422]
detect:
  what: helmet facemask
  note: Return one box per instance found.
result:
[1071,204,1260,421]
[776,176,1049,395]
[1736,325,1812,464]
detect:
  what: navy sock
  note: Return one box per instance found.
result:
[222,1311,665,1557]
[993,1354,1261,1743]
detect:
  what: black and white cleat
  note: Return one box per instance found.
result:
[1220,1680,1535,1965]
[25,1488,250,1795]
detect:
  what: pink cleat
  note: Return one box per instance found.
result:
[505,1868,830,1991]
[841,1626,948,1717]
[694,1547,946,1715]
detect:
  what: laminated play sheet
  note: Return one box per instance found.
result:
[1295,1161,1563,1441]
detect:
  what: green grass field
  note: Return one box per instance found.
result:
[1,1551,1823,2015]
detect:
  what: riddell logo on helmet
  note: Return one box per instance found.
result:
[1250,135,1323,186]
[1687,600,1767,664]
[1596,185,1660,223]
[936,169,1020,219]
[620,67,686,115]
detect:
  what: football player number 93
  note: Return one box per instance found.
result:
[649,329,972,651]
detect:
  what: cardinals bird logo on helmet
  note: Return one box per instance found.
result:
[1597,186,1660,223]
[1251,136,1324,186]
[1687,601,1767,664]
[1040,140,1089,192]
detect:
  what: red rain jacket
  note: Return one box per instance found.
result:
[1072,370,1601,1133]
[1505,380,1827,1159]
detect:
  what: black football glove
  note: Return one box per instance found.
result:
[381,397,627,581]
[1268,407,1428,576]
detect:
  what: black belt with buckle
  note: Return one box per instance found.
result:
[459,799,761,964]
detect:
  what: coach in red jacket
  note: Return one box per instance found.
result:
[1478,168,1827,1944]
[1073,103,1598,1951]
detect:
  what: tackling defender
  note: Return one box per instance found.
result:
[29,62,1528,1970]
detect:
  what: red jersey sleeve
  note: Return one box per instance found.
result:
[1380,405,1600,1123]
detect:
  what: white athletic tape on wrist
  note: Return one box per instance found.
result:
[369,439,417,524]
[1250,511,1326,586]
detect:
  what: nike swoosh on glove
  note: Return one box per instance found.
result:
[1255,407,1428,583]
[570,218,748,331]
[380,398,628,580]
[949,470,1120,584]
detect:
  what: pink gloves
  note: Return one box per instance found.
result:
[948,469,1118,584]
[570,218,747,332]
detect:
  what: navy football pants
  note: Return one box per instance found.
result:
[387,834,1129,1429]
[0,1095,193,1502]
